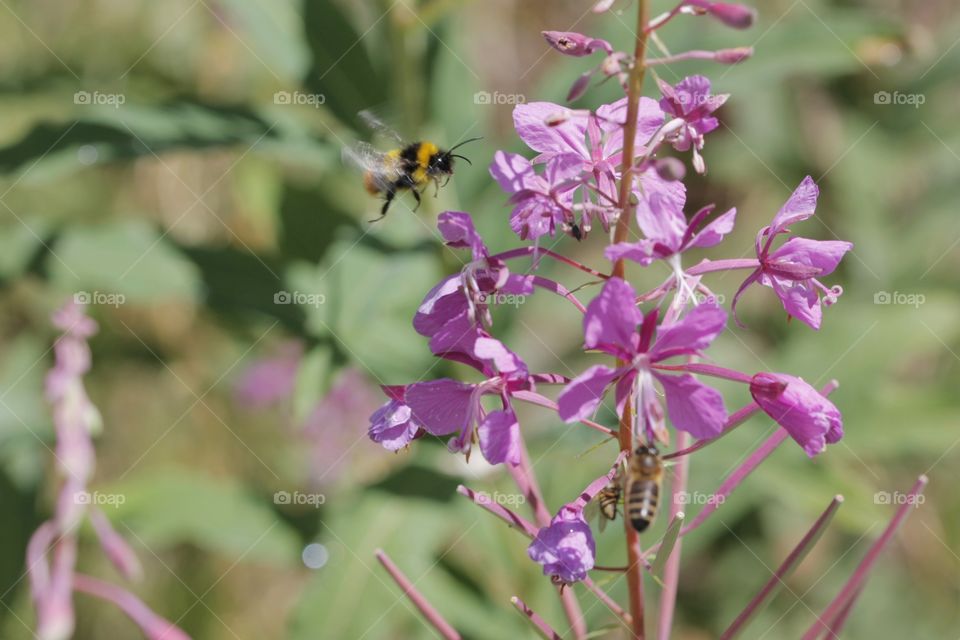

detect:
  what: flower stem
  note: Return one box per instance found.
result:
[656,432,689,640]
[375,550,462,640]
[511,596,563,640]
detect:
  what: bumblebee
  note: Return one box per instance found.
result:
[625,444,663,533]
[344,113,481,221]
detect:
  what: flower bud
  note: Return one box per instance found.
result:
[715,46,754,64]
[567,71,593,102]
[750,373,842,457]
[542,31,613,57]
[654,157,686,182]
[684,1,757,29]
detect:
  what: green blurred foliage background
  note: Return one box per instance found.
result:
[0,0,957,638]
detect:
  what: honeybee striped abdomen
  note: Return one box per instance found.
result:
[625,444,663,533]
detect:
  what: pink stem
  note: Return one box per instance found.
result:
[801,476,929,640]
[664,382,839,461]
[511,596,563,640]
[657,432,690,640]
[456,485,538,537]
[652,362,753,384]
[686,258,760,275]
[822,584,863,638]
[512,390,617,437]
[721,496,844,640]
[582,577,633,625]
[73,574,189,640]
[531,275,588,313]
[488,246,610,279]
[375,550,462,640]
[569,451,630,512]
[647,50,720,64]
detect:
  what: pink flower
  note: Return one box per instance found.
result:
[489,151,580,240]
[732,177,853,330]
[750,372,843,457]
[557,278,728,439]
[233,341,302,409]
[657,75,728,173]
[527,506,596,583]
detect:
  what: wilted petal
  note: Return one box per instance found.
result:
[583,277,643,353]
[478,409,521,465]
[770,176,819,233]
[405,380,476,436]
[750,373,843,457]
[650,302,727,359]
[557,365,621,422]
[655,373,726,438]
[527,509,595,583]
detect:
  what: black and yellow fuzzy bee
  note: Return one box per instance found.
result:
[344,112,481,221]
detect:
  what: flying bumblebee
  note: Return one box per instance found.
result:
[625,444,663,533]
[343,112,481,221]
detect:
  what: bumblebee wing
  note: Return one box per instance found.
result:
[342,142,402,180]
[358,110,404,144]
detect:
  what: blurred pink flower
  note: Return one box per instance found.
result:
[233,341,303,409]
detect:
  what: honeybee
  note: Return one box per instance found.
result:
[587,467,623,532]
[625,444,663,533]
[343,112,481,221]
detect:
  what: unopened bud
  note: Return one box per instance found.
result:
[706,2,756,29]
[542,31,613,57]
[654,157,686,182]
[567,72,592,102]
[592,0,615,13]
[600,53,623,77]
[715,46,754,64]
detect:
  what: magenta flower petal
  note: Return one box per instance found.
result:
[655,373,726,438]
[770,176,819,233]
[527,509,595,583]
[474,337,526,376]
[477,409,521,465]
[750,373,843,457]
[688,207,737,248]
[512,102,587,156]
[650,301,727,359]
[437,210,488,258]
[369,400,423,450]
[634,191,687,251]
[405,379,476,436]
[557,365,621,422]
[583,277,643,353]
[768,277,823,329]
[604,240,659,266]
[768,237,853,276]
[413,275,465,337]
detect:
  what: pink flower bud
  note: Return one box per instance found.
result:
[684,1,756,29]
[715,46,754,64]
[592,0,616,13]
[566,71,593,102]
[654,157,687,182]
[750,373,843,457]
[542,31,613,57]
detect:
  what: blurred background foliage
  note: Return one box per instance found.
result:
[0,0,957,638]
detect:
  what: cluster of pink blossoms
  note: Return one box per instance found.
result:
[367,0,852,587]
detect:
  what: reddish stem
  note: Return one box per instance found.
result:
[488,246,610,279]
[511,596,563,640]
[656,432,690,640]
[375,550,461,640]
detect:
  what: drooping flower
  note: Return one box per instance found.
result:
[606,186,736,266]
[657,75,728,173]
[732,177,853,330]
[750,372,843,457]
[527,506,595,583]
[557,277,728,439]
[368,398,424,452]
[415,211,534,338]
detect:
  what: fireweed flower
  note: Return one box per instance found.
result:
[558,277,728,439]
[489,151,581,240]
[732,176,853,330]
[750,372,843,456]
[527,506,595,583]
[415,210,534,334]
[657,75,728,173]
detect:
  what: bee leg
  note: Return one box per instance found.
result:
[433,179,440,198]
[369,190,394,223]
[411,187,422,212]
